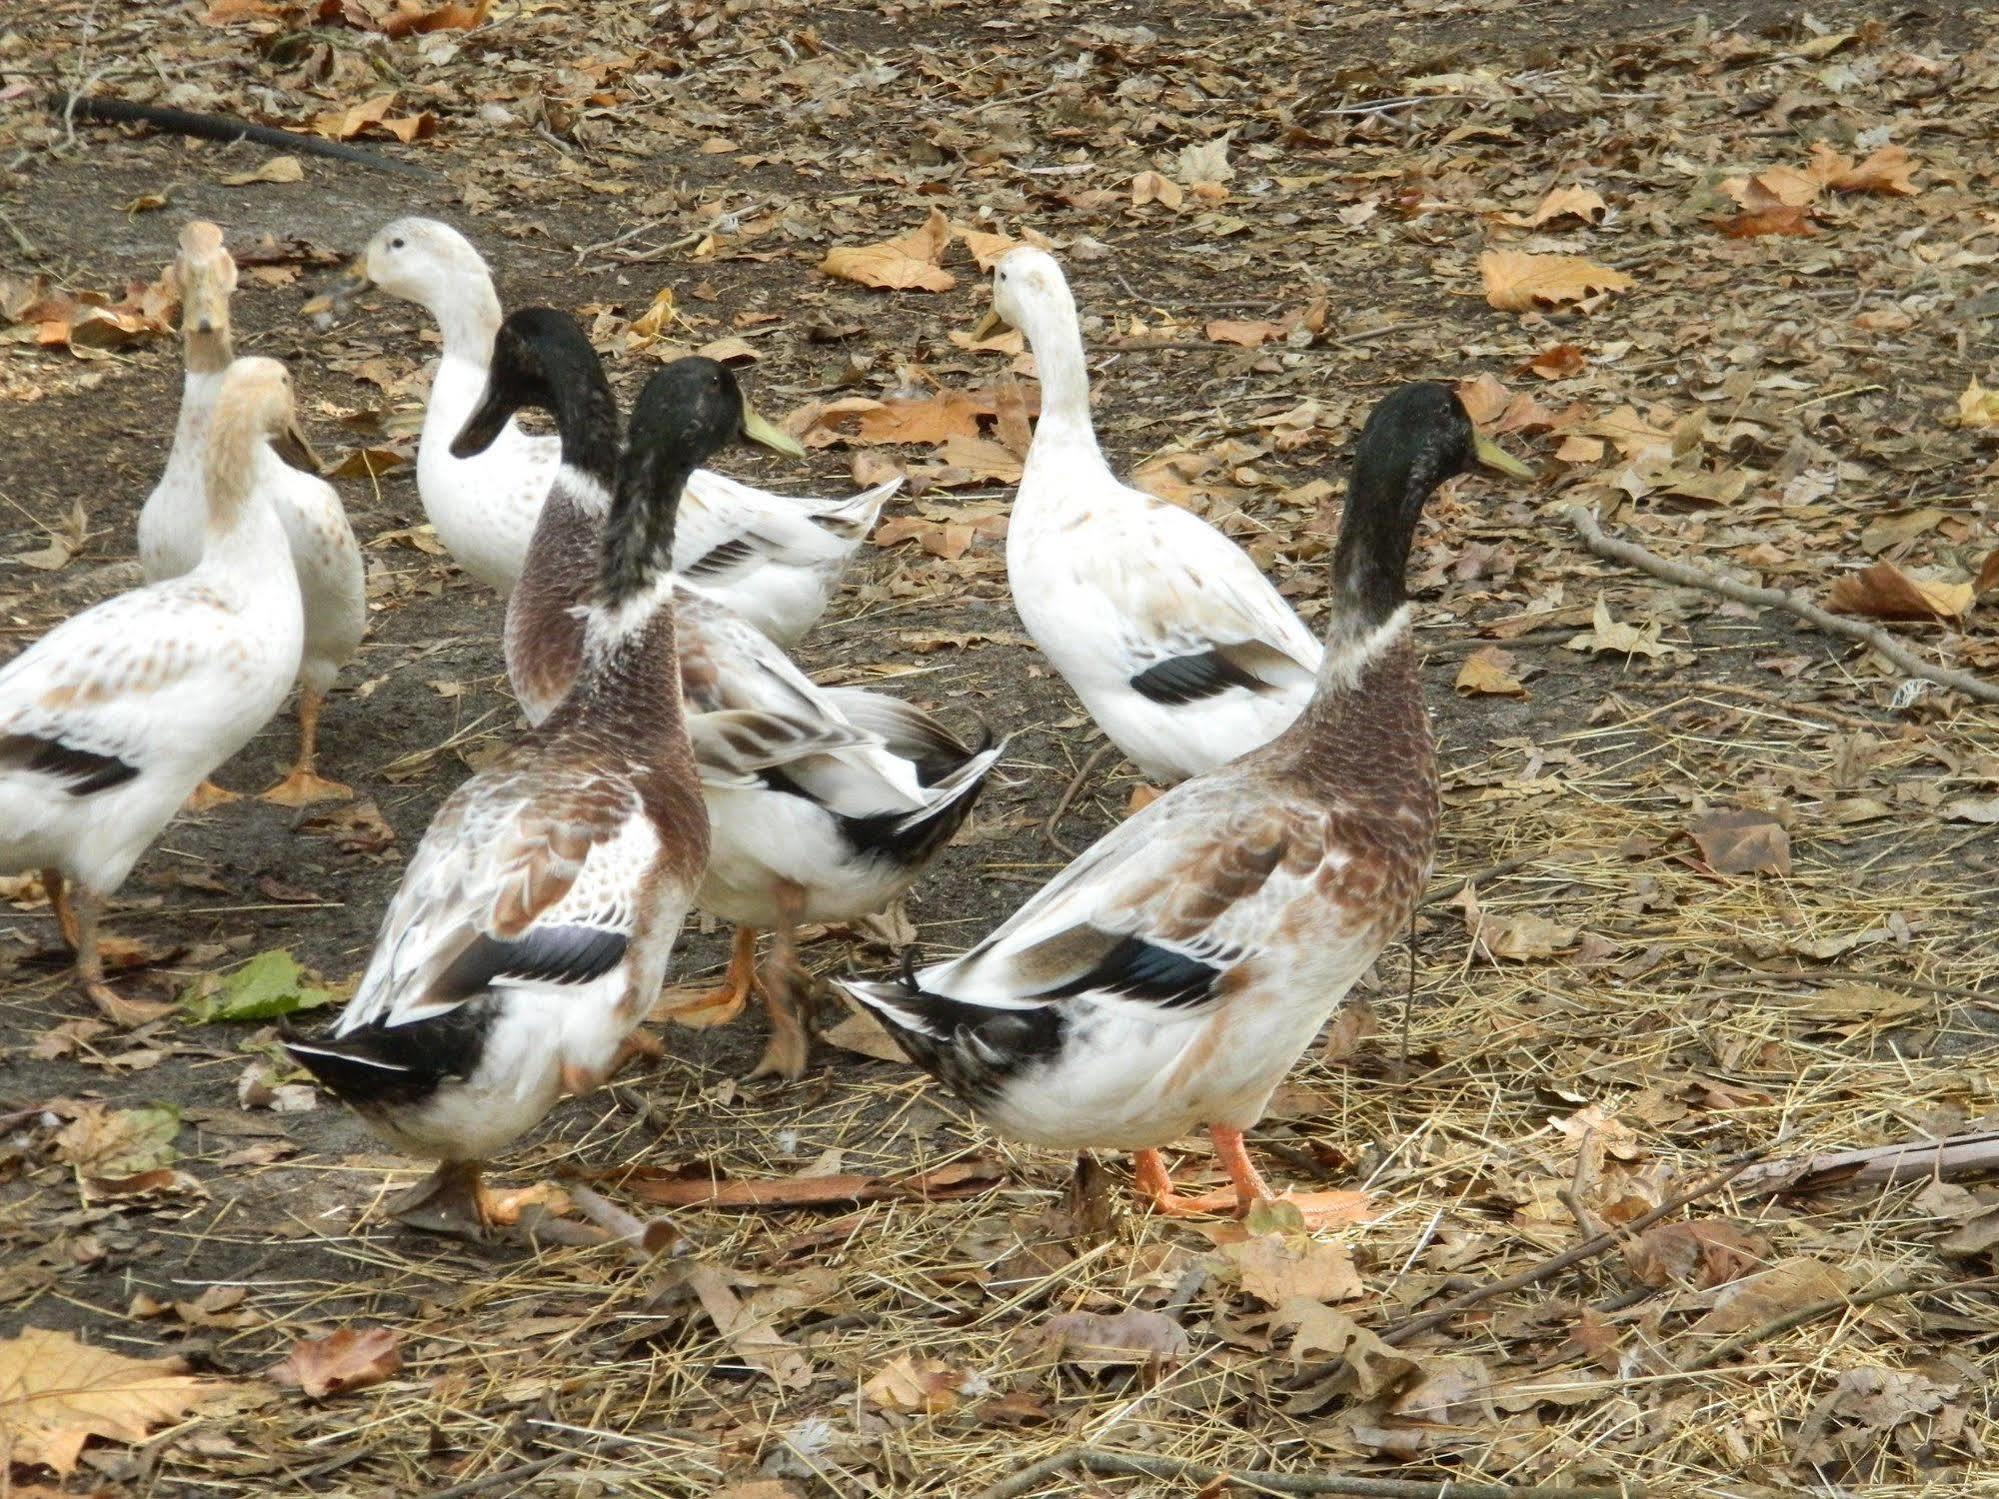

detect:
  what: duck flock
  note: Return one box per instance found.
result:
[0,216,1533,1238]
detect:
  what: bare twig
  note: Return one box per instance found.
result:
[1565,505,1999,705]
[1366,1144,1770,1350]
[1680,1275,1998,1373]
[973,1447,1643,1499]
[422,1453,567,1499]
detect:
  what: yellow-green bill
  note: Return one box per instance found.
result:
[1473,432,1535,480]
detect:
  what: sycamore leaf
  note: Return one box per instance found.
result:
[1810,141,1920,195]
[55,1103,179,1176]
[1951,377,1999,430]
[1479,250,1632,312]
[1273,1299,1420,1394]
[1205,317,1285,347]
[1510,184,1606,226]
[1566,596,1674,658]
[1454,645,1526,696]
[222,155,304,186]
[0,1327,226,1476]
[1131,170,1183,209]
[951,224,1018,271]
[1717,204,1815,238]
[1219,1231,1362,1305]
[1827,561,1973,621]
[266,1327,401,1399]
[819,209,955,292]
[1687,807,1792,876]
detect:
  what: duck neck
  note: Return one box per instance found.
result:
[1016,293,1103,461]
[1286,603,1422,780]
[199,410,289,568]
[570,572,684,734]
[183,320,233,378]
[420,274,505,454]
[551,373,621,503]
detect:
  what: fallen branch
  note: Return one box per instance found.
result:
[1734,1126,1999,1196]
[974,1447,1642,1499]
[1360,1144,1769,1352]
[1565,505,1999,706]
[51,92,439,180]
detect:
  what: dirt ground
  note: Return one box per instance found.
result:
[2,1,1997,1496]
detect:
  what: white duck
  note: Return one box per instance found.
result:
[313,217,897,642]
[977,248,1532,794]
[139,221,365,806]
[3,359,309,1023]
[284,361,718,1237]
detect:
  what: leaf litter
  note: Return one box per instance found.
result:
[1,1,1997,1497]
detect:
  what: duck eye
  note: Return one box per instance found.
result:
[390,237,406,250]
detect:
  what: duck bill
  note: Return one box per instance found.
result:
[272,422,323,475]
[969,306,1007,341]
[450,381,513,459]
[1472,432,1535,481]
[739,396,806,459]
[301,260,373,320]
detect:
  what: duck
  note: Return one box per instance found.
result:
[311,216,897,642]
[3,359,309,1025]
[283,358,723,1237]
[138,221,366,807]
[459,310,1005,1081]
[839,383,1516,1219]
[974,247,1531,794]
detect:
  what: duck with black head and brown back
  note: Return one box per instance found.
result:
[465,314,1006,1085]
[284,359,735,1239]
[840,383,1524,1224]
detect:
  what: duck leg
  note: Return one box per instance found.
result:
[1209,1124,1276,1216]
[665,926,760,1029]
[70,888,170,1027]
[261,687,354,806]
[1130,1147,1208,1216]
[41,868,80,950]
[390,1160,493,1238]
[747,887,811,1081]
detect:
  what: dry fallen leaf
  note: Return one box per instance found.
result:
[1220,1231,1363,1305]
[1717,204,1815,238]
[819,208,956,293]
[0,1327,227,1475]
[1692,1256,1852,1335]
[221,155,304,187]
[1510,184,1606,226]
[1454,645,1526,696]
[862,1353,962,1414]
[266,1327,402,1399]
[1274,1299,1420,1395]
[1037,1307,1189,1368]
[1567,596,1674,659]
[1810,141,1920,196]
[1827,561,1973,621]
[1130,170,1183,209]
[1626,1220,1770,1289]
[1687,807,1792,877]
[1953,378,1999,430]
[1479,251,1633,312]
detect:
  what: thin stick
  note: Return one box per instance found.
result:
[1420,851,1542,909]
[1733,1127,1999,1196]
[1043,739,1115,854]
[1565,505,1999,705]
[423,1453,567,1499]
[1368,1144,1769,1349]
[1681,1275,1998,1373]
[974,1447,1643,1499]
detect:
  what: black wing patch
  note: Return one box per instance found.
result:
[284,1004,495,1109]
[851,981,1067,1109]
[682,536,757,580]
[0,733,140,796]
[432,925,629,1003]
[1047,934,1221,1010]
[1128,649,1266,706]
